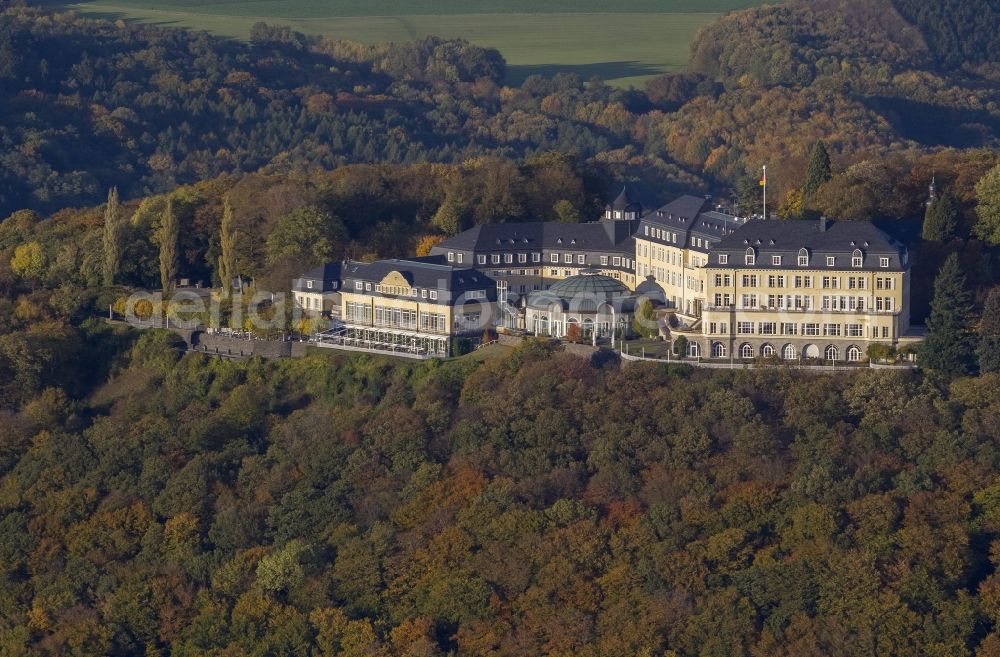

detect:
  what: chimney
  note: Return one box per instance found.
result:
[819,216,828,232]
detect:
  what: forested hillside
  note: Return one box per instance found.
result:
[1,0,998,220]
[1,332,1000,656]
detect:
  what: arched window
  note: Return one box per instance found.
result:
[712,342,727,358]
[687,342,701,358]
[782,344,796,360]
[798,248,809,266]
[745,247,756,266]
[761,344,776,358]
[740,343,755,359]
[852,248,864,268]
[825,345,839,361]
[847,345,863,362]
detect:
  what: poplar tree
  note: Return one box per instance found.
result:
[218,197,237,298]
[158,198,178,292]
[922,193,959,242]
[920,253,975,375]
[978,286,1000,374]
[101,187,123,286]
[802,141,832,202]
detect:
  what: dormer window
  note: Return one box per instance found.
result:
[719,254,729,265]
[798,248,808,266]
[447,252,455,262]
[614,211,621,219]
[851,249,863,268]
[880,257,890,268]
[772,255,781,266]
[306,280,313,289]
[745,247,756,266]
[826,256,836,267]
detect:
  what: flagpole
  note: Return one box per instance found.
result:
[762,164,767,219]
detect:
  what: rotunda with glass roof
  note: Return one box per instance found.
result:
[525,269,639,339]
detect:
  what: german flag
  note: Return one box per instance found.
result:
[759,167,766,187]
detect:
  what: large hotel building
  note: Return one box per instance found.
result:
[298,189,916,361]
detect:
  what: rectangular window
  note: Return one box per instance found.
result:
[826,256,836,267]
[355,281,363,290]
[746,253,756,265]
[882,326,890,338]
[429,290,438,300]
[823,323,841,337]
[644,226,649,236]
[550,253,559,263]
[804,323,820,336]
[365,282,372,291]
[477,254,486,265]
[600,255,609,265]
[798,254,808,266]
[518,253,527,263]
[742,275,758,287]
[738,321,754,335]
[613,257,622,266]
[781,322,798,336]
[563,254,572,264]
[447,252,455,262]
[457,253,463,264]
[772,255,782,266]
[759,322,776,335]
[532,253,541,263]
[577,254,585,265]
[492,254,501,264]
[852,255,862,267]
[719,254,728,265]
[504,253,513,264]
[880,257,890,268]
[421,289,427,298]
[846,324,863,337]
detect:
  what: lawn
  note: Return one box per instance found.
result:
[55,0,766,87]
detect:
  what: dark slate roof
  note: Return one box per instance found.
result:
[709,219,908,271]
[606,186,641,212]
[292,262,341,292]
[432,221,635,255]
[640,195,747,252]
[341,256,495,292]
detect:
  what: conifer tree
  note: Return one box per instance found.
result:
[802,141,832,202]
[978,286,1000,374]
[218,197,237,298]
[920,253,975,374]
[922,193,959,242]
[158,198,178,292]
[101,187,123,286]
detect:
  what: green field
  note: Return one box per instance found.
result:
[54,0,765,87]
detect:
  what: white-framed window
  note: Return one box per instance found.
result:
[306,280,313,289]
[365,282,372,291]
[847,345,863,362]
[738,321,754,335]
[532,253,541,263]
[826,256,836,267]
[825,345,839,361]
[518,253,527,263]
[772,255,781,266]
[852,249,863,268]
[563,254,572,264]
[745,248,756,266]
[644,225,649,236]
[457,253,463,264]
[355,281,363,290]
[551,253,559,263]
[613,256,622,266]
[447,252,455,262]
[823,323,841,337]
[577,255,585,264]
[798,248,808,266]
[803,323,820,336]
[782,344,796,360]
[712,342,727,358]
[600,255,608,265]
[719,254,728,265]
[761,344,776,358]
[429,290,438,300]
[880,257,890,268]
[477,255,486,265]
[504,253,513,264]
[846,324,863,337]
[741,343,755,359]
[492,254,501,264]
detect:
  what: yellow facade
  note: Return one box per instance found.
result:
[633,237,708,315]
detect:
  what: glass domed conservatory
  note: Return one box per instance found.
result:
[525,269,640,340]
